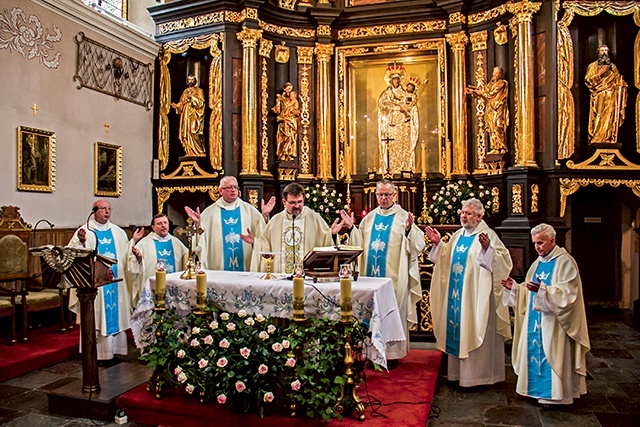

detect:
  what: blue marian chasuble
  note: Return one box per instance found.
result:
[154,240,176,273]
[526,258,557,399]
[95,228,119,335]
[220,207,244,271]
[445,234,476,356]
[365,213,395,278]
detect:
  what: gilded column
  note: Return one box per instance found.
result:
[237,27,263,176]
[470,31,488,173]
[507,0,540,167]
[298,46,315,179]
[445,31,469,175]
[259,38,273,176]
[315,43,334,180]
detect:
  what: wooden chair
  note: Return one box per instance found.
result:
[0,205,65,342]
[0,234,29,345]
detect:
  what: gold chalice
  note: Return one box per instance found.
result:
[260,252,278,280]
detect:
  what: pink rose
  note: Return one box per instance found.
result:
[238,309,247,318]
[219,338,230,349]
[259,331,269,341]
[258,364,268,375]
[240,347,251,359]
[217,394,227,404]
[291,380,301,391]
[191,327,200,335]
[185,384,194,394]
[216,357,228,368]
[267,324,276,334]
[177,372,187,383]
[220,312,230,321]
[244,317,255,326]
[190,338,199,347]
[282,340,290,349]
[176,349,186,359]
[285,358,296,368]
[226,322,236,331]
[198,358,208,369]
[272,342,283,352]
[174,366,182,375]
[203,335,213,345]
[255,314,266,323]
[209,320,218,329]
[235,381,246,393]
[263,392,274,403]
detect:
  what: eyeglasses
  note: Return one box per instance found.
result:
[220,186,239,191]
[375,193,395,198]
[97,207,113,211]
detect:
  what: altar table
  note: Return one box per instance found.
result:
[130,271,405,368]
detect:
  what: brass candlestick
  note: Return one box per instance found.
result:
[333,330,365,420]
[175,218,204,280]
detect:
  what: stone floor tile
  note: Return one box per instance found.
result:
[589,348,634,359]
[606,396,640,415]
[594,411,637,427]
[1,390,49,413]
[616,382,640,398]
[2,370,66,389]
[0,384,29,400]
[0,406,24,424]
[1,412,70,426]
[537,409,601,427]
[38,377,80,391]
[483,404,542,426]
[42,360,83,376]
[585,380,627,398]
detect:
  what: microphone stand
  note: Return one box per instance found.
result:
[288,214,297,280]
[32,219,55,246]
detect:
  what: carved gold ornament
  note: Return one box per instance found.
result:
[156,185,219,214]
[566,148,640,170]
[469,4,510,25]
[491,187,500,213]
[531,184,539,213]
[494,22,508,45]
[337,20,446,40]
[512,183,523,214]
[274,41,290,63]
[560,178,640,217]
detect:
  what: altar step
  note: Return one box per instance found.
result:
[116,349,442,427]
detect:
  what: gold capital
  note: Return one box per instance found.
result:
[445,31,469,51]
[236,27,262,48]
[470,31,488,52]
[315,43,334,63]
[259,38,273,58]
[507,0,541,23]
[298,46,314,65]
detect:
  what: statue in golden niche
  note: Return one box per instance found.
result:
[466,66,509,154]
[171,74,206,157]
[585,45,628,144]
[272,82,300,161]
[378,63,421,173]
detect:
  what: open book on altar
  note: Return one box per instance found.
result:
[303,245,363,282]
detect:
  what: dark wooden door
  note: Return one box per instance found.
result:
[570,186,618,302]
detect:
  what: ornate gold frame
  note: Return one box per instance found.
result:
[335,39,448,179]
[94,141,122,197]
[17,126,56,193]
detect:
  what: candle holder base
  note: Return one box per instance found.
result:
[193,309,205,316]
[261,272,278,280]
[153,306,166,313]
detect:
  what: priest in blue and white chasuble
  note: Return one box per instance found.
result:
[128,231,189,305]
[349,203,425,360]
[504,244,590,404]
[194,197,267,271]
[68,216,134,359]
[429,219,512,386]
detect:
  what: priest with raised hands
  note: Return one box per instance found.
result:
[240,182,352,275]
[128,213,189,305]
[184,175,275,271]
[425,198,512,387]
[346,179,425,365]
[68,199,134,362]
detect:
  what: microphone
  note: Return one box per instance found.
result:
[288,214,297,280]
[86,207,99,251]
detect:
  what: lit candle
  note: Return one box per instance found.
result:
[155,269,166,307]
[340,276,352,321]
[196,272,207,311]
[293,276,305,321]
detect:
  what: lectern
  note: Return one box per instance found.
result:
[30,245,118,393]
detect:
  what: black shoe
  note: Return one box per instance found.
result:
[387,359,399,370]
[97,357,121,367]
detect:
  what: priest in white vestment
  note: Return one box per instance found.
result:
[68,200,134,360]
[241,182,352,274]
[185,176,275,271]
[426,198,512,386]
[128,213,189,305]
[502,223,590,404]
[348,179,425,362]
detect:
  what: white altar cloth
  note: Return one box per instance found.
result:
[130,270,405,368]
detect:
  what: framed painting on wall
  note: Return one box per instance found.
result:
[94,142,122,197]
[17,126,56,192]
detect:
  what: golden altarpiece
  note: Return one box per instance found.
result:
[148,0,640,335]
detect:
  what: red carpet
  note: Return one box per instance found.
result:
[116,349,442,427]
[0,326,79,382]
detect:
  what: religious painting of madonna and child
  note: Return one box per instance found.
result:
[17,126,56,192]
[94,141,122,197]
[337,41,447,178]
